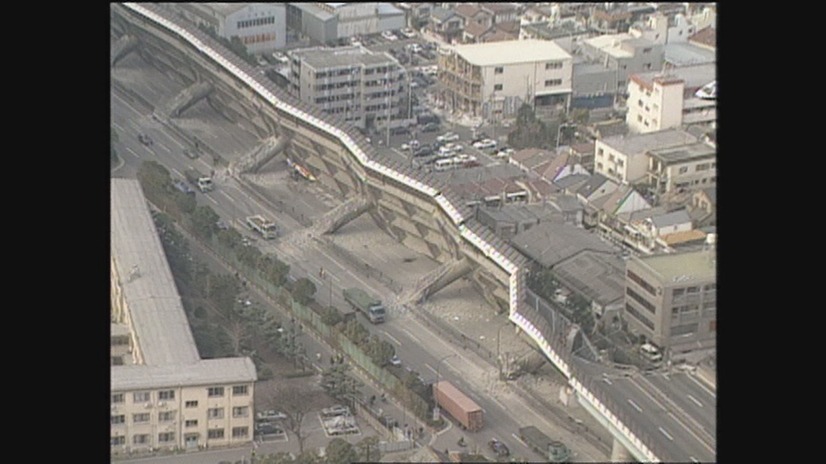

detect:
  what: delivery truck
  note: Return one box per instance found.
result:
[342,288,386,324]
[433,381,484,431]
[184,168,213,192]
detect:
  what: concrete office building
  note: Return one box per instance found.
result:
[438,39,573,120]
[624,248,717,353]
[176,3,286,53]
[647,141,716,194]
[594,129,698,185]
[287,3,405,45]
[580,33,665,97]
[111,179,257,456]
[288,45,409,129]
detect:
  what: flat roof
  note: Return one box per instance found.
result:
[664,42,716,67]
[583,33,634,58]
[599,129,697,156]
[112,358,258,391]
[634,249,716,284]
[554,250,626,306]
[111,179,200,366]
[634,63,716,90]
[650,209,691,228]
[453,39,571,67]
[510,222,614,268]
[300,47,397,70]
[648,141,715,164]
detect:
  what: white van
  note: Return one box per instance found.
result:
[640,343,663,363]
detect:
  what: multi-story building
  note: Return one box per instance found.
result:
[624,248,717,353]
[580,33,665,97]
[629,12,699,45]
[288,45,409,130]
[594,129,698,185]
[626,64,716,134]
[176,3,286,53]
[438,39,572,120]
[287,2,405,45]
[111,179,257,457]
[647,141,716,194]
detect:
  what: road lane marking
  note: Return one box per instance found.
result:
[687,394,703,408]
[603,378,613,385]
[220,191,235,202]
[424,363,437,375]
[206,195,219,205]
[627,399,642,413]
[658,426,674,441]
[399,326,423,345]
[171,168,183,178]
[157,143,171,153]
[688,374,716,398]
[384,332,401,346]
[113,122,124,131]
[125,147,139,158]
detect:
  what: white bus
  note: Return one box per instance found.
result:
[434,158,458,171]
[246,215,278,240]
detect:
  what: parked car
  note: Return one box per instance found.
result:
[256,410,287,421]
[473,139,498,149]
[400,28,417,38]
[421,122,440,132]
[494,148,515,158]
[437,132,459,143]
[321,405,351,418]
[488,439,510,457]
[256,55,268,66]
[138,133,153,146]
[271,51,289,64]
[381,30,398,41]
[413,147,434,157]
[256,423,284,435]
[389,355,402,366]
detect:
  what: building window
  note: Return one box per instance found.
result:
[233,427,250,438]
[544,79,562,87]
[134,392,150,403]
[671,323,698,337]
[158,390,175,401]
[133,413,150,424]
[494,67,503,74]
[598,148,604,157]
[678,166,689,174]
[111,436,126,446]
[112,393,124,404]
[494,84,503,91]
[609,154,615,162]
[597,162,603,170]
[704,284,716,292]
[233,385,249,396]
[186,420,198,428]
[627,270,657,296]
[643,47,652,53]
[638,99,643,107]
[185,400,198,408]
[625,303,655,330]
[617,159,624,167]
[545,62,562,70]
[637,115,643,123]
[673,288,685,298]
[159,432,175,443]
[208,429,225,439]
[208,387,225,398]
[626,287,656,314]
[696,163,710,171]
[686,286,700,294]
[233,406,250,418]
[133,434,150,445]
[709,320,716,332]
[208,408,225,420]
[111,415,125,425]
[159,411,176,422]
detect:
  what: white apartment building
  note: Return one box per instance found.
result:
[288,45,409,130]
[438,39,573,120]
[626,65,716,134]
[629,13,698,45]
[647,141,716,194]
[177,3,287,53]
[594,129,698,184]
[111,179,257,457]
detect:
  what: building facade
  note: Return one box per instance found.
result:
[580,33,665,97]
[594,129,698,184]
[623,249,717,353]
[288,3,404,45]
[288,45,409,130]
[626,74,684,133]
[111,179,257,457]
[438,39,572,120]
[647,141,716,194]
[176,3,287,53]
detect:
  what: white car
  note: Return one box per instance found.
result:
[473,139,497,149]
[321,405,351,418]
[389,355,401,366]
[381,30,398,41]
[400,28,417,39]
[271,52,288,64]
[437,132,459,143]
[494,148,515,158]
[256,410,287,421]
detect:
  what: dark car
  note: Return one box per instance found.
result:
[488,439,510,457]
[413,147,433,157]
[390,126,411,136]
[183,148,199,159]
[421,122,440,133]
[138,133,153,146]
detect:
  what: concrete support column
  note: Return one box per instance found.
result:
[611,437,633,462]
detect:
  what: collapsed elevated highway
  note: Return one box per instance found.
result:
[110,4,714,461]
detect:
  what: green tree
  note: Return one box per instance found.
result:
[320,305,344,326]
[237,243,264,269]
[191,205,220,239]
[137,160,173,206]
[173,190,197,215]
[365,336,395,367]
[342,319,370,346]
[321,364,362,408]
[217,227,244,250]
[257,452,295,464]
[291,277,317,306]
[192,322,234,358]
[208,273,242,317]
[325,438,358,464]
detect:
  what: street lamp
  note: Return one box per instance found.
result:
[433,353,457,421]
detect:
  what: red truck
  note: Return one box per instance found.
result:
[433,381,484,431]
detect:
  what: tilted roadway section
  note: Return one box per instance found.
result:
[112,4,714,462]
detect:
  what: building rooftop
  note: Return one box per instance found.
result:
[649,208,691,228]
[689,26,716,49]
[600,129,698,156]
[200,3,248,17]
[633,249,716,284]
[510,222,614,268]
[583,33,635,58]
[664,42,716,67]
[453,39,571,67]
[293,46,397,69]
[430,6,456,22]
[112,358,258,391]
[523,21,591,40]
[111,179,201,366]
[291,3,335,21]
[648,141,715,165]
[662,229,707,246]
[554,250,626,307]
[634,63,715,91]
[554,173,590,190]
